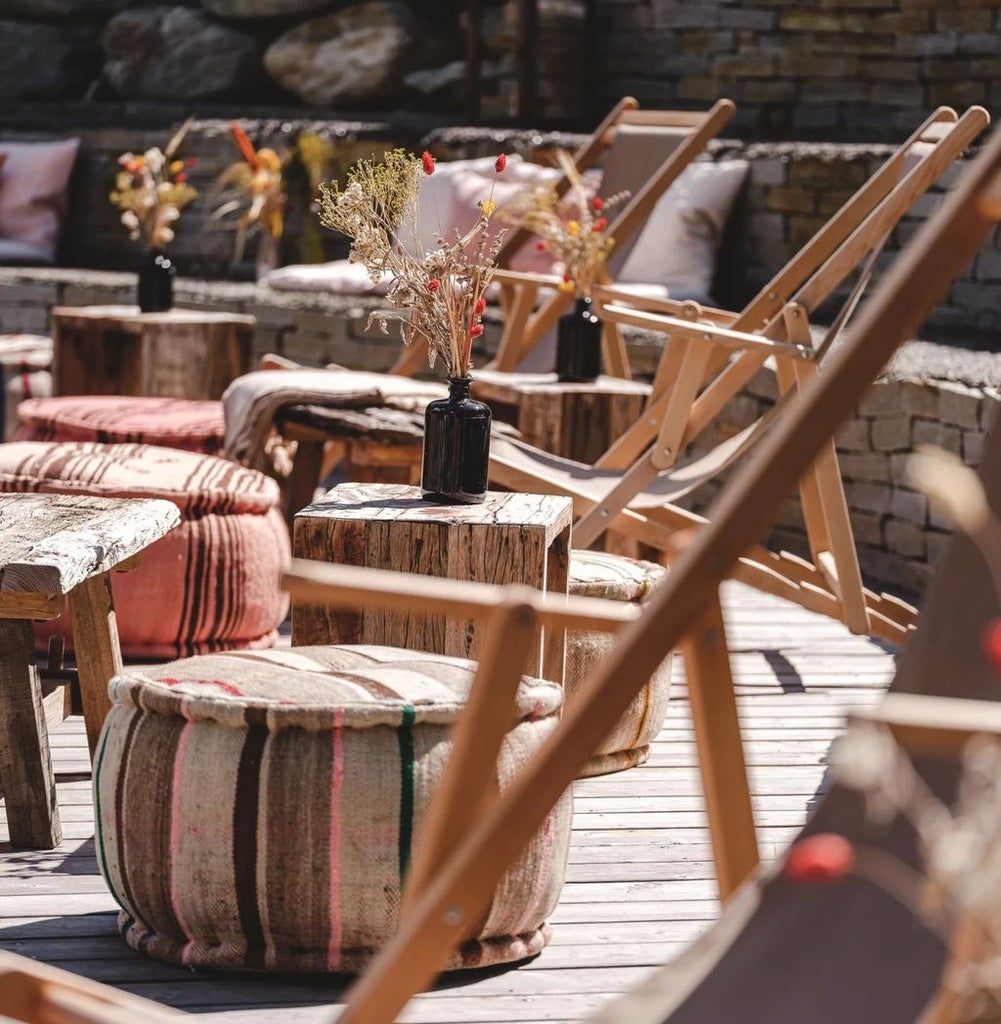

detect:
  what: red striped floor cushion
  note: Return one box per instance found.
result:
[0,441,289,657]
[568,550,672,776]
[94,645,572,973]
[16,396,224,455]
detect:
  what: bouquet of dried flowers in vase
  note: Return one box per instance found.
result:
[317,147,508,381]
[209,121,285,275]
[109,118,198,250]
[502,149,629,300]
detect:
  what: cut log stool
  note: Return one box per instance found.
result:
[51,305,254,400]
[292,483,572,684]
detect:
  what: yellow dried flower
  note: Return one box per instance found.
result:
[479,198,496,218]
[567,220,580,236]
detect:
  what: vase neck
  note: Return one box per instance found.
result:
[447,376,472,401]
[574,296,593,314]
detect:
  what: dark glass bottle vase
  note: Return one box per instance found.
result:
[421,376,492,504]
[137,247,175,313]
[555,297,602,383]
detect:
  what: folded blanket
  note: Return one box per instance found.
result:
[222,368,447,469]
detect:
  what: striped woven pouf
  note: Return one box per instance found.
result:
[94,646,573,973]
[568,550,672,777]
[15,395,225,454]
[0,441,289,657]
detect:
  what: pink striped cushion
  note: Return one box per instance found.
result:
[16,396,224,455]
[0,441,289,657]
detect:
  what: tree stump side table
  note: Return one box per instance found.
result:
[292,484,573,684]
[471,371,651,464]
[0,492,180,849]
[51,305,255,400]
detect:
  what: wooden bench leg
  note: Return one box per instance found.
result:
[68,573,123,760]
[679,591,759,900]
[0,618,62,849]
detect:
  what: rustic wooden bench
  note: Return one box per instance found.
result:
[0,492,179,849]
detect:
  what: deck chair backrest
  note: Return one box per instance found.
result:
[488,99,735,374]
[321,105,1001,1024]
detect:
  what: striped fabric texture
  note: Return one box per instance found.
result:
[568,550,672,776]
[16,396,225,455]
[0,441,289,656]
[94,645,572,973]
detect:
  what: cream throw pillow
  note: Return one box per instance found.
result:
[0,138,80,264]
[617,159,749,304]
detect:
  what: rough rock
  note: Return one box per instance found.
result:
[102,6,261,100]
[0,20,100,99]
[264,2,430,107]
[200,0,331,16]
[1,0,132,14]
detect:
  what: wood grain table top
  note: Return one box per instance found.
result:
[51,305,255,328]
[0,493,180,596]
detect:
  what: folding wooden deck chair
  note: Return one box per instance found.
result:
[481,98,737,379]
[272,97,1001,1024]
[487,105,989,645]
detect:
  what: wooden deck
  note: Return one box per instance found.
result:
[0,580,898,1023]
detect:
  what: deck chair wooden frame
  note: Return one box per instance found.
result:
[487,105,989,645]
[485,98,737,378]
[275,98,1001,1024]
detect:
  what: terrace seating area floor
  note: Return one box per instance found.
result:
[0,579,898,1023]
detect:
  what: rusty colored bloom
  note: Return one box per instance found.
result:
[474,296,487,315]
[421,150,435,176]
[784,834,854,884]
[427,278,441,292]
[229,120,259,171]
[983,617,1001,674]
[592,217,608,232]
[495,153,507,173]
[469,323,485,338]
[535,239,547,251]
[592,196,604,211]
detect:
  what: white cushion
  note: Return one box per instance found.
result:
[260,259,390,294]
[0,138,80,263]
[617,159,749,303]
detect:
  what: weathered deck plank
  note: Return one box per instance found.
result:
[0,580,897,1023]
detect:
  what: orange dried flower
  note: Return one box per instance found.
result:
[427,278,441,292]
[495,153,507,173]
[422,150,435,176]
[592,196,604,211]
[469,323,485,338]
[592,217,608,232]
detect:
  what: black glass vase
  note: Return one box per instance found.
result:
[555,296,602,383]
[137,247,175,313]
[421,376,491,504]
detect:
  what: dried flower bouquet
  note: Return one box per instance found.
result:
[502,149,629,300]
[110,118,198,249]
[317,148,508,380]
[210,122,285,269]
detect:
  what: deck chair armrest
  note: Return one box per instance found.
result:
[850,693,1001,756]
[282,558,637,634]
[602,303,815,361]
[491,268,566,289]
[592,285,737,325]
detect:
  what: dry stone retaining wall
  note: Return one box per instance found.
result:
[0,266,996,601]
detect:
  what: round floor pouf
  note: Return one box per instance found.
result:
[15,396,224,455]
[0,441,289,657]
[94,645,573,973]
[567,550,672,777]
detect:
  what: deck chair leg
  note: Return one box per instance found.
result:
[399,599,538,921]
[493,282,540,371]
[679,591,759,901]
[285,439,326,530]
[601,318,631,379]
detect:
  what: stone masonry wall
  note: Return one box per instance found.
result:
[1,266,998,601]
[4,119,1000,344]
[595,0,1001,141]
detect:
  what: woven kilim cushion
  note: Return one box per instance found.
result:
[0,441,289,657]
[94,645,572,973]
[567,550,672,776]
[16,396,225,455]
